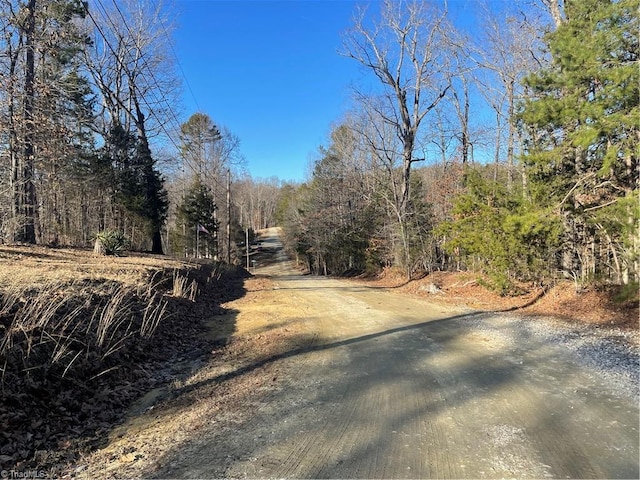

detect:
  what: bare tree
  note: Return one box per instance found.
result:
[472,3,546,189]
[538,0,566,28]
[0,0,37,243]
[84,0,178,253]
[233,176,281,232]
[21,0,35,243]
[85,0,178,138]
[0,0,25,242]
[342,0,457,272]
[0,0,93,244]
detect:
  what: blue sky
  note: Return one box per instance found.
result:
[172,0,362,182]
[171,0,492,182]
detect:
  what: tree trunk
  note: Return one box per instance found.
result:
[453,83,470,166]
[151,229,163,255]
[22,0,37,244]
[94,237,106,255]
[506,79,515,190]
[7,31,20,243]
[494,111,502,183]
[543,0,566,28]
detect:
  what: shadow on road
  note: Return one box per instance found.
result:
[166,311,486,399]
[146,306,639,479]
[125,229,640,480]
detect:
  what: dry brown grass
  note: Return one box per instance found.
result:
[0,244,253,471]
[366,268,639,331]
[0,245,193,287]
[172,271,198,301]
[0,245,207,389]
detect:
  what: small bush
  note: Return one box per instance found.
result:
[94,230,129,256]
[613,282,640,304]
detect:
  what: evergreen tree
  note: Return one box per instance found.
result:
[136,137,168,254]
[179,112,221,179]
[176,178,217,257]
[438,168,561,293]
[520,0,639,284]
[107,124,139,217]
[101,125,168,253]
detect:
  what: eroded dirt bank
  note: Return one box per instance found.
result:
[71,229,639,479]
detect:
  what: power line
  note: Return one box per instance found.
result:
[89,0,183,143]
[103,0,205,168]
[155,4,202,112]
[84,0,221,189]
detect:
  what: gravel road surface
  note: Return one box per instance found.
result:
[78,229,638,479]
[144,229,639,479]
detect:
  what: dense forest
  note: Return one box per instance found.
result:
[0,0,637,292]
[279,0,639,292]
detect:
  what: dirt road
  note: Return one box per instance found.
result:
[78,229,638,479]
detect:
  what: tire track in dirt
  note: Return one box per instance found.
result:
[75,228,639,479]
[164,232,637,477]
[225,252,636,478]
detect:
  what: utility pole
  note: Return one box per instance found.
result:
[245,228,249,270]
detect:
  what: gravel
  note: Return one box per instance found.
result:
[464,312,640,403]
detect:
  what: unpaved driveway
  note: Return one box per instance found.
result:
[77,229,638,479]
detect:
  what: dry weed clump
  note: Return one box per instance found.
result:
[172,270,199,301]
[0,277,170,392]
[0,250,250,472]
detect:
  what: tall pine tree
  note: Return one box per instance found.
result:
[520,0,639,284]
[1,0,94,244]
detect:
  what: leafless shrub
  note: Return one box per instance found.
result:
[0,271,174,389]
[172,270,198,301]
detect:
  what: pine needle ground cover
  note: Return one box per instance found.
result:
[368,268,639,331]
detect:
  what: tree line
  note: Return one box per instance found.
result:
[0,0,279,259]
[278,0,638,292]
[0,0,636,293]
[0,0,175,251]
